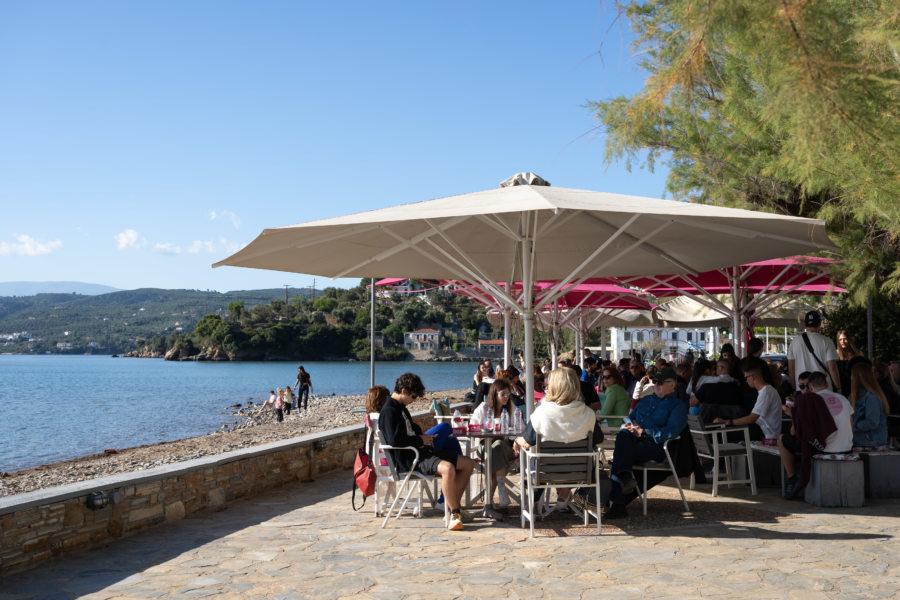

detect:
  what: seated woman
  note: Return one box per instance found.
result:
[596,365,630,428]
[513,368,604,506]
[497,366,526,408]
[473,360,494,392]
[471,378,519,506]
[849,359,890,450]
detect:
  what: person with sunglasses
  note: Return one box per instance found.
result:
[605,367,687,519]
[595,366,630,428]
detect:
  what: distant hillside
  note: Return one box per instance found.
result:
[0,287,321,355]
[0,281,121,296]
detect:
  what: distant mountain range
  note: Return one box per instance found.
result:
[0,281,122,296]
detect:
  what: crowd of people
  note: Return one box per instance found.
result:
[366,311,897,528]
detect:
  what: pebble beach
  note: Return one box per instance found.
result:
[0,388,468,498]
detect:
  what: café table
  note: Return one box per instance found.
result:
[458,426,520,521]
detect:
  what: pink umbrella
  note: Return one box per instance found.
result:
[616,256,844,355]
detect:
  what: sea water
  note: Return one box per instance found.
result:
[0,355,477,471]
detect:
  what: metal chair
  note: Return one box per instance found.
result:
[632,436,690,516]
[372,428,446,528]
[687,413,757,496]
[519,434,605,537]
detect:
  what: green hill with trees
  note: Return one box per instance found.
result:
[0,280,494,360]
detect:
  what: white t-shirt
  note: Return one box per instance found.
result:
[816,389,854,453]
[787,331,839,389]
[751,384,783,439]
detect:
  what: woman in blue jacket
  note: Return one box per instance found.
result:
[849,360,889,449]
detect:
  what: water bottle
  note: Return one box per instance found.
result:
[515,409,524,433]
[452,408,463,434]
[485,406,494,433]
[500,408,509,434]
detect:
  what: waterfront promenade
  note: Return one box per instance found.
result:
[1,472,897,599]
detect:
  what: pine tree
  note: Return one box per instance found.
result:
[592,0,900,303]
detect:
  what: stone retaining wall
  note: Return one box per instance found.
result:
[0,412,434,575]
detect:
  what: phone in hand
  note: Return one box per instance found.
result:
[622,416,633,427]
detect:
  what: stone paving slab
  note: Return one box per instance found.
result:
[1,470,898,599]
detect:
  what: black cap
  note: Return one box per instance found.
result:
[804,310,822,327]
[656,367,677,382]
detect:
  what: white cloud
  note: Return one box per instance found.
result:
[114,229,144,249]
[210,210,241,229]
[0,234,63,256]
[153,240,219,255]
[152,242,183,255]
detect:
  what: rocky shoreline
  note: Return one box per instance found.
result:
[0,388,468,498]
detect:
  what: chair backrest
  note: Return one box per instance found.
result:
[532,435,595,486]
[433,397,451,418]
[686,413,714,455]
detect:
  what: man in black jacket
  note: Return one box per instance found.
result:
[378,373,474,530]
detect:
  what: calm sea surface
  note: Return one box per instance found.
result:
[0,355,477,472]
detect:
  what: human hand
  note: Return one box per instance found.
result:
[713,417,725,424]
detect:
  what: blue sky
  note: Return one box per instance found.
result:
[0,2,669,292]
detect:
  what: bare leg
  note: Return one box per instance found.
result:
[778,434,796,478]
[454,456,474,504]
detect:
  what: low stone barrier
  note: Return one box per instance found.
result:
[0,412,434,575]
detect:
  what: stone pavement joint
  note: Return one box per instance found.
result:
[0,469,898,599]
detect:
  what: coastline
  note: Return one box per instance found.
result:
[0,388,469,498]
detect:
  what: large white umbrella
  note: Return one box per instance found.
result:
[214,174,837,415]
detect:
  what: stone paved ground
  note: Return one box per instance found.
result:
[1,472,897,599]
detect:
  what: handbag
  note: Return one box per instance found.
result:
[351,448,377,511]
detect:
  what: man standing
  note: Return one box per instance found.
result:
[605,367,687,519]
[378,373,474,530]
[787,311,841,394]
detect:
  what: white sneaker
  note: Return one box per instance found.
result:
[497,481,511,507]
[447,513,464,531]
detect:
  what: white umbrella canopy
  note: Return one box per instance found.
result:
[214,175,838,415]
[215,184,836,282]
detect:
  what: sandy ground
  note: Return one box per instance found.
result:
[0,388,469,498]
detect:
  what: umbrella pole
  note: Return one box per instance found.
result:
[503,308,511,369]
[521,225,536,420]
[370,276,376,388]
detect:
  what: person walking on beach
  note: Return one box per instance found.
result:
[257,388,285,423]
[294,366,313,411]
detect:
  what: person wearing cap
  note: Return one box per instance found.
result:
[787,310,841,394]
[604,366,687,519]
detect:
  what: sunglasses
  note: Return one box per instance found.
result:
[798,383,807,390]
[601,375,611,380]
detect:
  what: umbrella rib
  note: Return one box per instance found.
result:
[330,216,469,278]
[419,233,520,308]
[563,218,683,294]
[536,214,643,306]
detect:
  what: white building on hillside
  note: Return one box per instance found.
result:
[404,328,441,352]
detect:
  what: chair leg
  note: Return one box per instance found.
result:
[745,429,758,495]
[642,469,649,516]
[665,453,689,512]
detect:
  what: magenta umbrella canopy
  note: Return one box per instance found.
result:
[614,256,844,353]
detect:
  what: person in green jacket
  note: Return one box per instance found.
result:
[596,365,631,427]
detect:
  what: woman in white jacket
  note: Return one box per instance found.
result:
[514,368,604,506]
